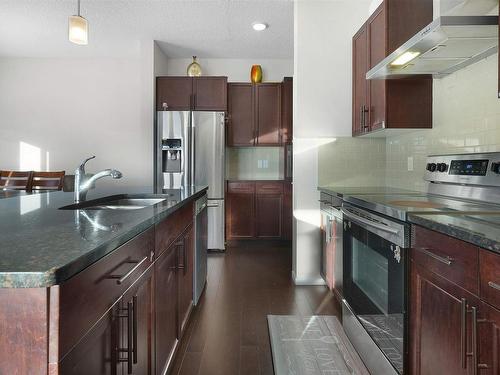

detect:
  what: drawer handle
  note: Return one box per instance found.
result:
[417,247,453,266]
[488,281,500,291]
[109,257,148,285]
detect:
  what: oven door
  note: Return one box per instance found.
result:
[342,204,408,375]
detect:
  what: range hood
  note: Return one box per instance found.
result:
[367,16,498,80]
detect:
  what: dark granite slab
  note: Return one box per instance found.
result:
[408,213,500,254]
[0,185,207,288]
[317,186,422,198]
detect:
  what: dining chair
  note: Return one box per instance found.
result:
[0,171,33,190]
[30,171,65,191]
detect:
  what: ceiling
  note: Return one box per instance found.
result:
[0,0,294,59]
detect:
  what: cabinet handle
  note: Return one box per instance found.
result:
[132,295,138,364]
[359,105,364,130]
[127,301,133,374]
[176,240,185,271]
[488,281,500,291]
[416,247,453,266]
[471,306,478,375]
[461,298,467,368]
[108,257,148,284]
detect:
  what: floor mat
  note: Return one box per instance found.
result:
[268,315,370,375]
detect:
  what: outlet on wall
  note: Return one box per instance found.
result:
[407,156,414,171]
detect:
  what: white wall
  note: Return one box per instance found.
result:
[293,0,370,284]
[0,40,162,187]
[165,58,293,82]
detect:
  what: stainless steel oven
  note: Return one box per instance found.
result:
[342,203,409,375]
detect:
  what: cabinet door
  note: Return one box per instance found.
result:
[352,25,368,136]
[281,77,293,144]
[121,266,154,375]
[178,224,194,337]
[282,181,292,241]
[255,83,281,145]
[410,261,468,375]
[193,77,227,111]
[367,5,387,131]
[256,193,283,238]
[227,83,255,146]
[155,245,178,375]
[60,305,122,375]
[156,77,193,111]
[226,183,255,239]
[477,301,500,375]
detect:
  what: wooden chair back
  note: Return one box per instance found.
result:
[0,171,33,190]
[31,171,65,191]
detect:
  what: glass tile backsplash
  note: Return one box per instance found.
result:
[226,147,284,180]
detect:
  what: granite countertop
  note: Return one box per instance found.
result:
[317,186,422,197]
[408,213,500,254]
[0,185,207,288]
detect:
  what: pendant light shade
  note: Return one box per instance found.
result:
[69,0,88,45]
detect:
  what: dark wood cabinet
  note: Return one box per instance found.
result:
[281,77,293,144]
[227,181,291,241]
[156,76,227,111]
[193,77,227,111]
[255,83,281,146]
[121,266,154,375]
[410,225,500,375]
[226,182,256,239]
[410,261,469,375]
[352,0,433,136]
[227,83,255,147]
[352,24,369,136]
[282,181,292,241]
[155,242,178,375]
[227,82,282,146]
[178,224,194,337]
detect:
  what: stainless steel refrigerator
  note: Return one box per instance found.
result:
[156,110,225,251]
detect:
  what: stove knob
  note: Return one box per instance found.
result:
[427,163,437,172]
[492,162,500,174]
[437,163,448,172]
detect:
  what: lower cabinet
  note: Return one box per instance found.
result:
[178,224,194,337]
[410,225,500,375]
[60,266,154,375]
[227,181,291,241]
[155,243,178,375]
[60,306,121,375]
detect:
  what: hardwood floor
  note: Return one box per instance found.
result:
[170,241,340,375]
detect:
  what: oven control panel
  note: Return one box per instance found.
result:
[425,152,500,186]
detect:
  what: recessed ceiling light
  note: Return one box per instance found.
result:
[252,22,268,31]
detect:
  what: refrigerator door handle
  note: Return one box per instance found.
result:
[207,202,220,208]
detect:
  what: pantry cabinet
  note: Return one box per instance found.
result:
[352,0,433,136]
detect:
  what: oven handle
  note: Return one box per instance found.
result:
[341,208,400,235]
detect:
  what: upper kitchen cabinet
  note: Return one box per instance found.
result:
[227,82,282,146]
[352,0,433,136]
[281,77,293,144]
[156,76,227,111]
[255,83,282,145]
[227,83,254,146]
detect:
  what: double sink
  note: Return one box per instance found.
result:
[60,195,171,211]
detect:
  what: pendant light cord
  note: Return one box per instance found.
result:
[77,0,81,16]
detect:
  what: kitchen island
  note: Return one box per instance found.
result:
[0,185,207,374]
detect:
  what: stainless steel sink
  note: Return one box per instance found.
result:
[60,195,169,210]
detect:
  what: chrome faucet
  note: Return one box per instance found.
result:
[74,156,123,203]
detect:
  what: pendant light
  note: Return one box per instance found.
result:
[68,0,88,45]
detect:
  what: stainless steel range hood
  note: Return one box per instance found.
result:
[367,16,498,80]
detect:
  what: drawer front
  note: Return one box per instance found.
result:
[58,227,154,358]
[155,201,193,258]
[480,250,500,310]
[411,225,479,294]
[256,182,283,195]
[227,181,255,194]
